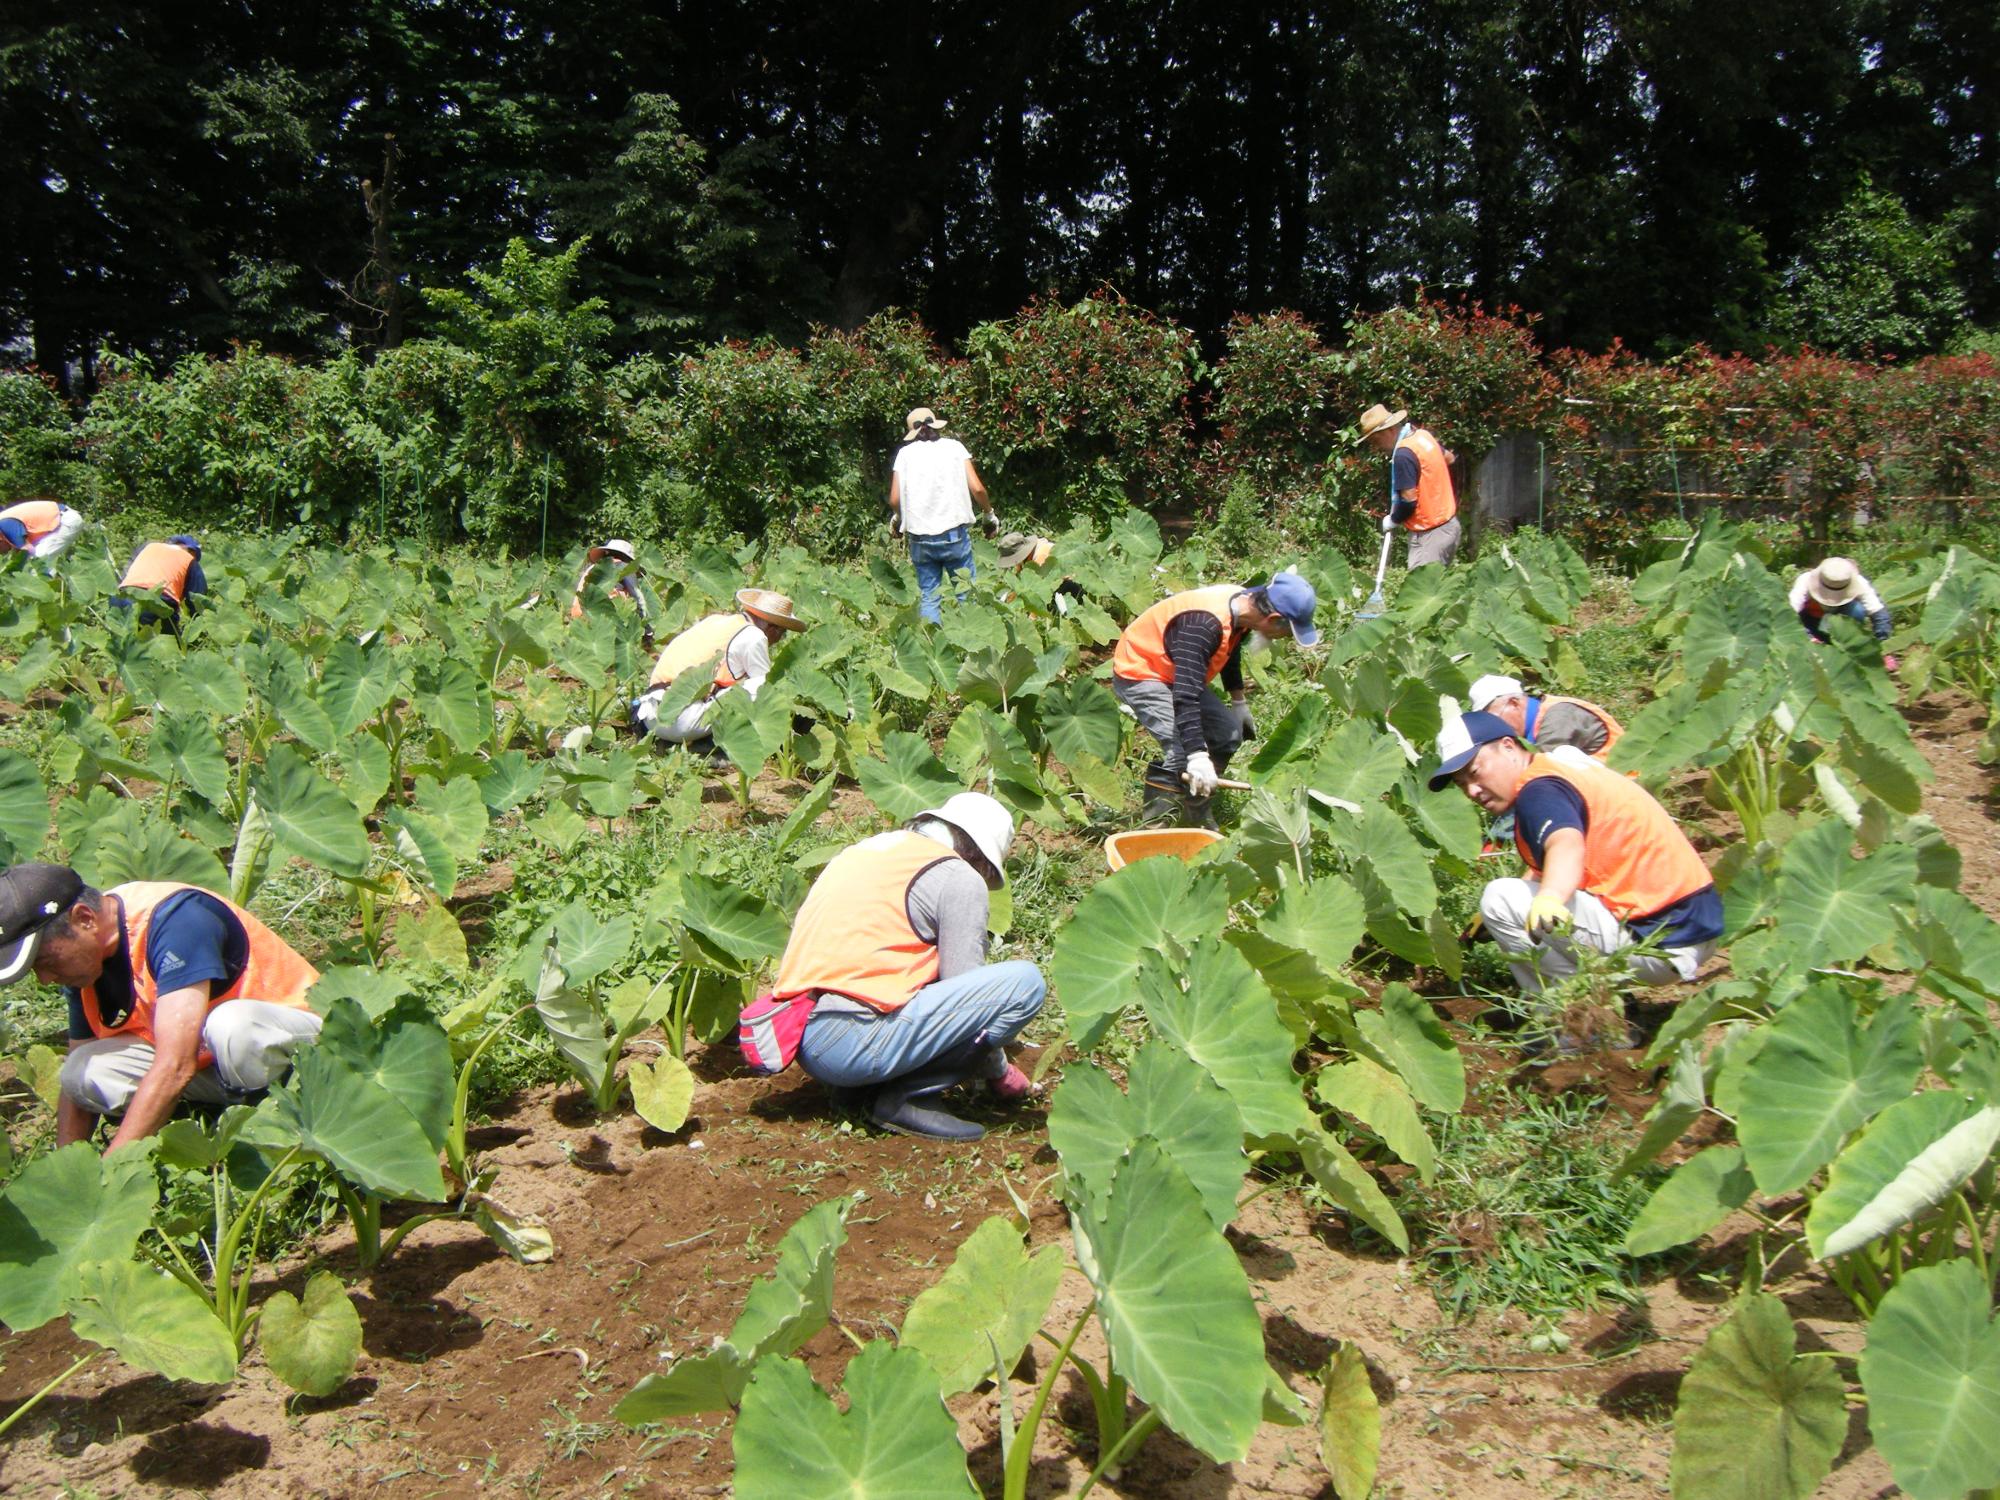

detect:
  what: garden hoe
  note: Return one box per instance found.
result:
[1358,528,1393,619]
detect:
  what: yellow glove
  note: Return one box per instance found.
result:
[1525,893,1572,935]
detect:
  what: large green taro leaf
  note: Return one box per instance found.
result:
[1306,719,1408,807]
[854,731,963,822]
[1339,802,1437,920]
[1352,985,1465,1114]
[1807,1092,1998,1260]
[318,636,399,737]
[276,1045,448,1202]
[251,744,373,878]
[1735,984,1921,1195]
[315,997,454,1151]
[1134,939,1310,1140]
[68,1259,239,1385]
[734,1344,979,1499]
[1771,817,1919,965]
[1245,692,1329,787]
[1315,1057,1434,1180]
[550,902,635,987]
[72,810,228,894]
[899,1216,1065,1397]
[148,712,232,806]
[0,749,48,863]
[478,750,545,815]
[1615,1041,1706,1179]
[411,657,491,754]
[1623,1146,1758,1257]
[708,686,798,778]
[1072,1138,1266,1463]
[1319,1342,1381,1500]
[0,1144,159,1331]
[1049,1040,1246,1228]
[1669,1292,1844,1500]
[677,873,788,968]
[1291,1121,1410,1251]
[528,943,611,1093]
[1052,859,1230,1050]
[1858,1260,2000,1500]
[257,1268,362,1396]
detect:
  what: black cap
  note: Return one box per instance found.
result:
[0,864,85,985]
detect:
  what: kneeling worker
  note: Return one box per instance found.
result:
[1468,675,1623,761]
[1428,712,1721,1035]
[773,792,1044,1140]
[632,589,807,745]
[1111,570,1319,826]
[0,864,322,1154]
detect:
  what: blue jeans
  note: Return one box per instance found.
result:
[909,526,975,622]
[796,961,1046,1089]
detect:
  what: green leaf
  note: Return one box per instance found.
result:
[530,800,589,854]
[855,731,962,822]
[1343,802,1437,919]
[678,874,788,966]
[479,750,545,814]
[259,1270,363,1396]
[411,774,489,862]
[1051,858,1231,1050]
[734,1344,979,1499]
[1735,985,1922,1194]
[630,1054,695,1134]
[1858,1260,2000,1500]
[67,1260,238,1385]
[0,1144,159,1331]
[1670,1292,1844,1500]
[1135,940,1312,1140]
[1245,692,1329,785]
[1623,1147,1758,1257]
[1319,1342,1381,1500]
[1292,1122,1410,1252]
[1771,817,1920,965]
[1035,675,1125,768]
[148,713,232,806]
[1808,1093,1999,1260]
[338,734,393,815]
[1615,1042,1706,1179]
[392,899,470,973]
[551,902,635,986]
[319,637,399,737]
[1352,986,1466,1114]
[252,743,373,878]
[73,814,229,894]
[177,654,249,718]
[1072,1138,1267,1463]
[1307,719,1409,806]
[315,997,454,1151]
[773,774,839,858]
[1315,1057,1435,1179]
[0,749,48,862]
[411,657,491,753]
[1048,1040,1246,1228]
[899,1216,1065,1397]
[306,965,415,1021]
[277,1045,448,1202]
[529,945,612,1094]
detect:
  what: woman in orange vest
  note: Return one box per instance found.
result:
[630,589,807,745]
[1356,404,1460,567]
[773,793,1045,1140]
[114,534,207,626]
[0,863,321,1154]
[0,497,84,566]
[1428,712,1722,1053]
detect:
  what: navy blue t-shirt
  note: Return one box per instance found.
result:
[1513,778,1723,946]
[1389,446,1420,523]
[67,889,248,1039]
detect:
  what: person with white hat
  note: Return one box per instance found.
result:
[889,406,1000,623]
[771,792,1045,1140]
[1788,558,1895,669]
[632,588,807,745]
[1428,713,1722,1049]
[569,539,657,645]
[1467,675,1624,761]
[1355,403,1460,567]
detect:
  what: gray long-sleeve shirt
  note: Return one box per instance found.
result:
[811,822,990,1015]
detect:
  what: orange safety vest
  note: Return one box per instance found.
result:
[1511,755,1712,923]
[1540,695,1625,759]
[1,500,62,545]
[648,613,749,690]
[773,831,960,1012]
[78,883,319,1059]
[119,542,197,604]
[1111,584,1243,684]
[1393,427,1457,532]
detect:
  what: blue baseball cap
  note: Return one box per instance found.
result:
[1264,569,1319,647]
[1428,711,1522,790]
[168,534,201,558]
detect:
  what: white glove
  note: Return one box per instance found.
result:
[1380,513,1396,532]
[981,509,1002,535]
[1231,700,1255,739]
[1183,751,1219,798]
[889,511,903,536]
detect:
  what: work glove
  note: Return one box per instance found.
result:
[1882,652,1900,673]
[1182,751,1219,798]
[981,509,1002,535]
[1380,513,1396,533]
[889,511,903,537]
[1230,699,1256,740]
[1525,892,1572,936]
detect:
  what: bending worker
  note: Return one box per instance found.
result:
[115,535,207,624]
[773,792,1044,1141]
[569,539,656,646]
[1468,675,1623,760]
[0,863,322,1154]
[1428,712,1721,1046]
[632,589,806,745]
[0,498,85,568]
[1356,403,1460,567]
[1111,570,1319,826]
[1790,557,1895,669]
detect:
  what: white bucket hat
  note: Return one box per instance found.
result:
[1468,674,1525,711]
[918,792,1015,888]
[587,539,637,564]
[1807,557,1863,608]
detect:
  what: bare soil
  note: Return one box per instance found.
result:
[2,689,1989,1499]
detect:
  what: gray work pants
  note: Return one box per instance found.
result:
[1407,516,1462,567]
[1111,675,1243,775]
[1480,877,1714,1005]
[60,1001,324,1115]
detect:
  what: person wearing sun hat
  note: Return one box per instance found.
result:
[1111,570,1319,827]
[0,862,322,1153]
[568,538,657,644]
[632,587,808,745]
[772,792,1046,1140]
[1468,675,1624,762]
[1356,403,1460,567]
[0,497,85,570]
[890,406,1000,623]
[1428,712,1722,1044]
[1789,557,1896,669]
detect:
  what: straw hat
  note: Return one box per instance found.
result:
[1806,557,1864,608]
[587,539,636,563]
[1354,403,1408,444]
[736,588,808,631]
[902,407,947,442]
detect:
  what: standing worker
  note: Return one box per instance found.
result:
[1111,571,1320,827]
[890,407,1000,623]
[632,588,807,746]
[1468,675,1624,761]
[115,535,206,625]
[0,863,322,1154]
[1356,403,1460,567]
[1789,558,1896,670]
[0,498,85,570]
[774,792,1045,1141]
[1428,712,1722,1050]
[569,539,656,647]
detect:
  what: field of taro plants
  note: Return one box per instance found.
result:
[1,511,1999,1498]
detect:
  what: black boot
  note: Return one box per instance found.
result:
[1179,794,1218,830]
[1140,768,1183,826]
[869,1063,984,1141]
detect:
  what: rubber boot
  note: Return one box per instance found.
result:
[1140,768,1183,827]
[1179,794,1218,831]
[869,1063,985,1141]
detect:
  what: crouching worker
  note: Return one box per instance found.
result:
[1428,713,1722,1048]
[632,589,807,746]
[114,535,206,628]
[772,793,1044,1141]
[1790,557,1896,670]
[569,539,657,647]
[0,864,321,1154]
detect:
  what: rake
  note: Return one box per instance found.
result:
[1358,529,1393,619]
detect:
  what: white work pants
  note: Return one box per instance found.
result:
[60,1001,323,1116]
[27,506,84,563]
[1479,876,1714,999]
[633,677,762,744]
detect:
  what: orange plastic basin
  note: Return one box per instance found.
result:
[1105,827,1224,872]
